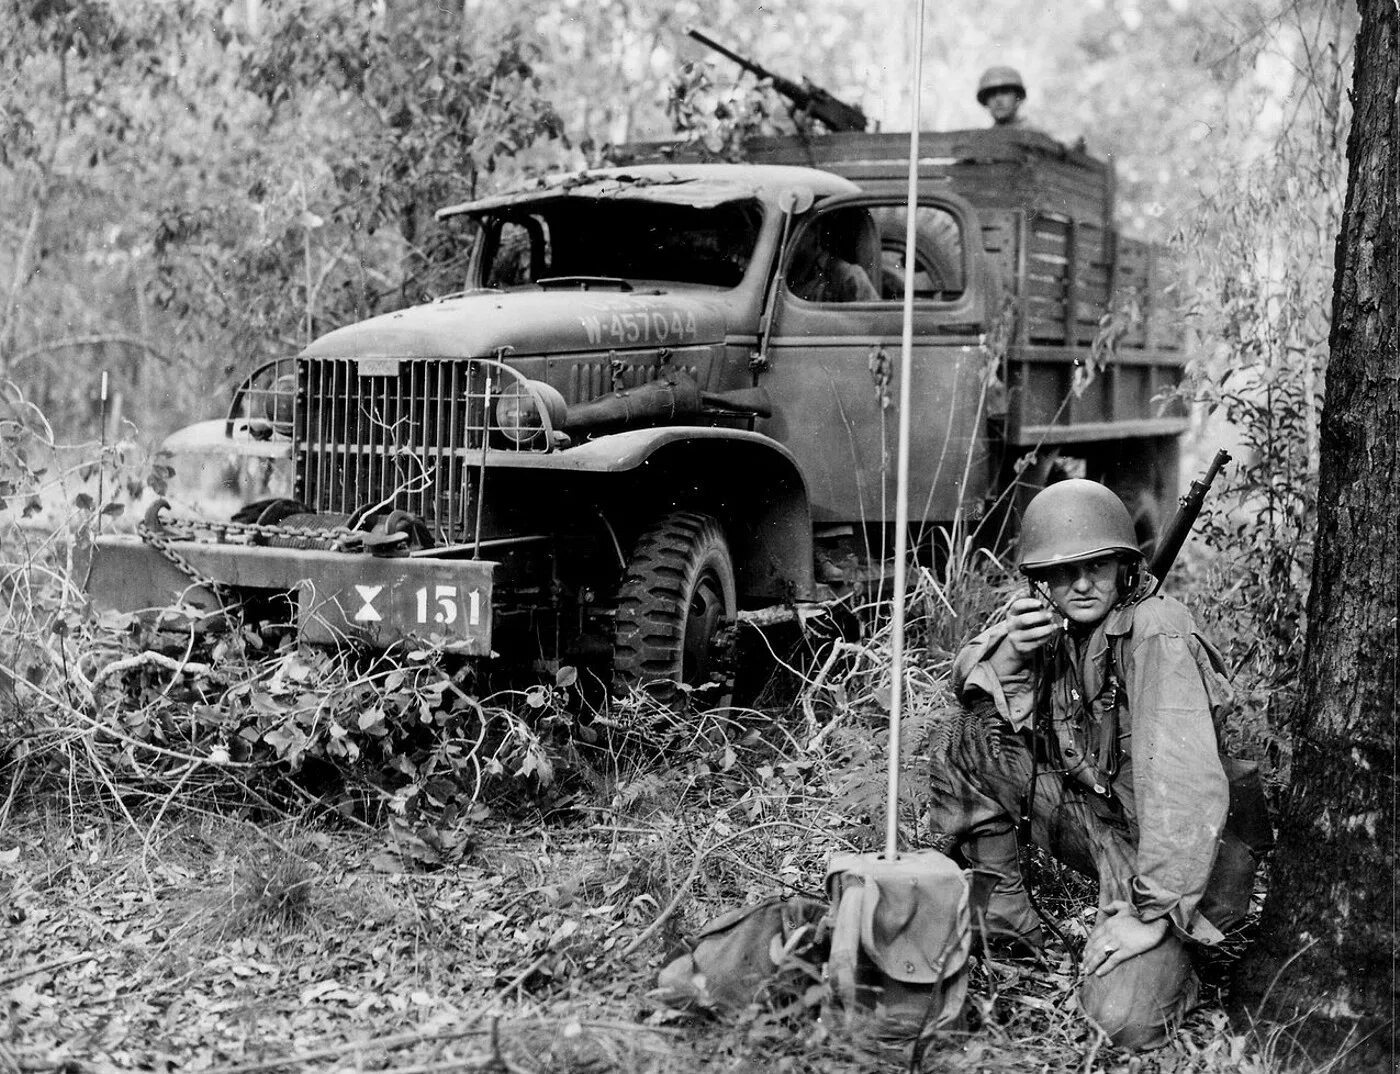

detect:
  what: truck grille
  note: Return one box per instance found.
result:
[294,357,543,545]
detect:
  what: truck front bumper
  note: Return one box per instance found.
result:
[89,536,495,653]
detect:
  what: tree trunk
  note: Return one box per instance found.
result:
[1230,2,1397,1069]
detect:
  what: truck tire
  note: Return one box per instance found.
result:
[613,510,737,707]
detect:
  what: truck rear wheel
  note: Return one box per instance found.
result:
[613,510,737,707]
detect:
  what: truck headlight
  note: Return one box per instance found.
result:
[494,380,566,444]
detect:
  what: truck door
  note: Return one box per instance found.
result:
[758,196,994,527]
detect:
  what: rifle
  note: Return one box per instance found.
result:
[1147,449,1232,593]
[686,27,869,133]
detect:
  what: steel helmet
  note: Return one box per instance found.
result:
[1018,479,1139,573]
[977,66,1026,105]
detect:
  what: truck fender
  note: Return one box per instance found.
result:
[634,435,815,604]
[162,418,292,459]
[487,427,815,602]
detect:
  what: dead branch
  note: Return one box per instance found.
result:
[89,650,213,688]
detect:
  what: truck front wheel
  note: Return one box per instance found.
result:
[613,510,737,707]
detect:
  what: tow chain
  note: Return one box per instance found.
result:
[136,499,368,597]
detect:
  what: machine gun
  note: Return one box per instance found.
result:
[1148,448,1232,593]
[686,27,869,133]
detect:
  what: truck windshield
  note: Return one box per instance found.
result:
[478,197,763,290]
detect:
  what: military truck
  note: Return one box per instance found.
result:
[91,126,1186,702]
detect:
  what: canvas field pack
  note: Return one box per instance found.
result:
[656,849,986,1035]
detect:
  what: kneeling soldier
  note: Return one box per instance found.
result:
[929,479,1253,1049]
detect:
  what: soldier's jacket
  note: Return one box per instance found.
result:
[954,592,1234,942]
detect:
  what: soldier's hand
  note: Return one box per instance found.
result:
[1004,596,1062,657]
[1083,900,1169,977]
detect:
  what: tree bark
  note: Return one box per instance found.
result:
[1230,2,1398,1069]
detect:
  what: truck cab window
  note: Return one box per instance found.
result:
[486,216,549,289]
[786,207,882,303]
[479,199,762,290]
[870,206,965,300]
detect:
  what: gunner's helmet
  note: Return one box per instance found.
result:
[977,66,1027,105]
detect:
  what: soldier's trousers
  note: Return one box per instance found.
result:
[926,710,1197,1050]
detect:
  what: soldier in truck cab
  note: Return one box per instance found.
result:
[787,209,880,303]
[925,480,1270,1050]
[977,65,1029,128]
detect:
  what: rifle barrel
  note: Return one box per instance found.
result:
[1200,448,1231,487]
[1147,449,1231,587]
